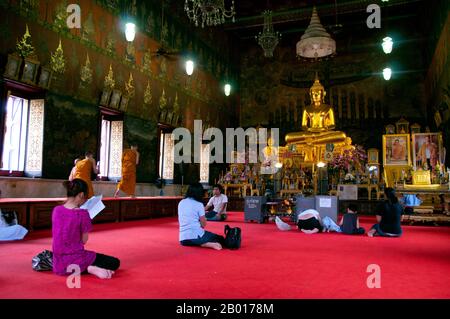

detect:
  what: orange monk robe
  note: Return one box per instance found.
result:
[117,149,137,196]
[74,159,94,198]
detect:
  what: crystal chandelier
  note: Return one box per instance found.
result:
[296,7,336,59]
[184,0,236,28]
[256,10,280,58]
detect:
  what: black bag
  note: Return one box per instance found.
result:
[224,225,241,249]
[1,210,18,226]
[32,250,53,271]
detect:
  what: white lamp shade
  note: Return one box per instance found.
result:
[382,37,393,54]
[224,83,231,96]
[383,68,392,80]
[125,23,136,42]
[185,60,194,75]
[317,161,326,168]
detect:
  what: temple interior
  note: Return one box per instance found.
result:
[0,0,449,303]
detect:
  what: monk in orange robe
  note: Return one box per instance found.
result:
[73,151,98,199]
[114,145,140,198]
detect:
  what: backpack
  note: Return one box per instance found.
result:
[224,225,241,249]
[32,250,53,271]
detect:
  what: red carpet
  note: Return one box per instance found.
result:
[1,212,450,299]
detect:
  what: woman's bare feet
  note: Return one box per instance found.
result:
[87,265,115,279]
[367,229,376,237]
[201,242,223,250]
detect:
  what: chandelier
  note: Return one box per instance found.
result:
[184,0,236,28]
[296,7,336,59]
[256,10,280,58]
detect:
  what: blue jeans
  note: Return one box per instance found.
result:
[205,211,227,221]
[371,224,402,237]
[180,231,224,246]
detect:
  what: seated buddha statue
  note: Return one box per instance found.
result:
[285,74,346,146]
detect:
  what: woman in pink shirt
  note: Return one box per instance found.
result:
[52,179,120,279]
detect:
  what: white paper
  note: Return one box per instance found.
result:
[319,198,332,208]
[80,195,105,219]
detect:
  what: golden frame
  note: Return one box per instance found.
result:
[109,89,122,109]
[367,148,379,164]
[411,133,443,170]
[385,124,395,134]
[396,118,409,134]
[382,134,411,166]
[4,54,22,80]
[21,57,40,84]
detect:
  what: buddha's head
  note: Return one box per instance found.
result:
[346,137,352,145]
[310,75,326,106]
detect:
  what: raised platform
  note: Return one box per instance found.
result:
[0,196,246,230]
[0,196,182,230]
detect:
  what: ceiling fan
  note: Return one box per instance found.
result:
[150,0,182,60]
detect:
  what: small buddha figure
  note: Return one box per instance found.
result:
[285,74,346,146]
[261,137,279,175]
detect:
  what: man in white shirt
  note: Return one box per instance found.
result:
[205,184,228,221]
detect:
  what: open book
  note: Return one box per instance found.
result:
[80,195,105,219]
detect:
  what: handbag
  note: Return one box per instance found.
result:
[32,250,53,271]
[224,225,241,249]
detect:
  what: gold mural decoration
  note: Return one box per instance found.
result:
[125,73,135,98]
[16,24,36,58]
[159,58,167,78]
[80,53,93,84]
[82,13,95,41]
[144,81,152,105]
[50,39,66,75]
[125,42,135,63]
[142,50,152,75]
[53,0,69,32]
[159,88,167,110]
[104,64,115,89]
[106,33,115,55]
[173,92,179,113]
[20,0,39,14]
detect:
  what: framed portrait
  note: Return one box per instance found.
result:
[412,133,443,170]
[367,148,379,164]
[38,67,52,89]
[99,89,112,106]
[109,89,122,109]
[21,58,40,84]
[383,134,411,166]
[119,95,129,111]
[3,54,22,80]
[385,124,395,134]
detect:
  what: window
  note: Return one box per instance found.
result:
[200,143,210,183]
[159,131,174,181]
[98,110,123,181]
[1,95,44,176]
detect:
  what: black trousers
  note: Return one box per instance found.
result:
[91,253,120,271]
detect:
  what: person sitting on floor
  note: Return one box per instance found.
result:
[178,182,225,250]
[367,187,403,237]
[297,209,323,234]
[52,179,120,279]
[204,184,228,221]
[0,209,28,241]
[339,204,365,235]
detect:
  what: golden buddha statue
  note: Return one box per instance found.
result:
[285,74,346,146]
